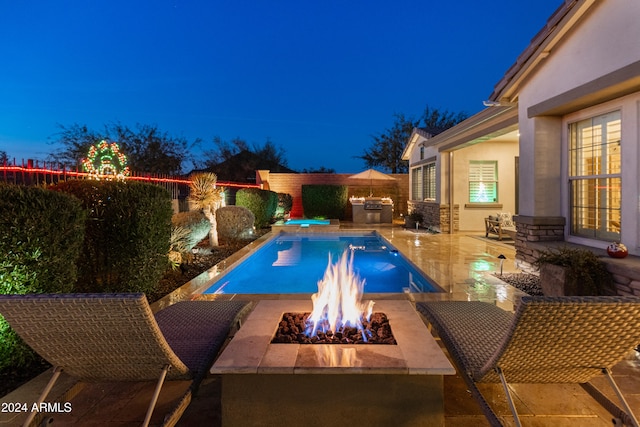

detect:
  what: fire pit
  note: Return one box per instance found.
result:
[271,249,397,345]
[210,249,454,426]
[211,299,454,426]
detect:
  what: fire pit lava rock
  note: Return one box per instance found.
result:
[272,312,396,345]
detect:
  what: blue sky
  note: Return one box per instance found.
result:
[0,1,561,173]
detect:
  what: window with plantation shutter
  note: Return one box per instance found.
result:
[422,163,436,200]
[469,161,497,203]
[569,110,621,241]
[411,162,436,201]
[411,167,421,200]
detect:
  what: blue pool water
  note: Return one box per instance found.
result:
[203,232,439,294]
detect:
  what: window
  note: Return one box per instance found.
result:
[469,161,497,203]
[411,167,421,200]
[419,146,424,160]
[411,162,436,201]
[569,111,621,240]
[422,163,436,200]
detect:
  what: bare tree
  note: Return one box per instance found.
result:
[49,122,198,174]
[358,113,418,174]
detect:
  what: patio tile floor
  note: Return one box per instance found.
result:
[2,224,638,426]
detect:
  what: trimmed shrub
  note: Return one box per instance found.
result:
[52,180,172,295]
[0,184,86,370]
[275,193,293,220]
[172,211,211,251]
[0,184,86,293]
[236,188,278,228]
[217,206,255,243]
[301,185,348,219]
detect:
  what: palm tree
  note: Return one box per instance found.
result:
[188,173,225,247]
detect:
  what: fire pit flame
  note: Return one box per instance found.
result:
[305,249,375,342]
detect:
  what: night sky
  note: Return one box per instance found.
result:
[0,1,561,172]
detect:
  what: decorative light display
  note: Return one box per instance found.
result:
[82,140,130,180]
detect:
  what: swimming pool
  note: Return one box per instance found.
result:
[202,232,440,294]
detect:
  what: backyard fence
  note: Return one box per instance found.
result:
[0,159,259,202]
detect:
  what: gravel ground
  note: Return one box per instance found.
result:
[493,272,544,296]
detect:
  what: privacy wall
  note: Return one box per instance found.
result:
[256,170,409,220]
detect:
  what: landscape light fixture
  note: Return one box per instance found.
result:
[498,254,506,276]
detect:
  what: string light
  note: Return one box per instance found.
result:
[82,140,130,180]
[0,164,260,188]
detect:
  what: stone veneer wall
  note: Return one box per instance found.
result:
[601,258,640,297]
[407,201,459,233]
[513,215,566,271]
[514,215,640,297]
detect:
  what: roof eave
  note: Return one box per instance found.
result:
[401,128,432,160]
[488,0,597,104]
[423,106,517,151]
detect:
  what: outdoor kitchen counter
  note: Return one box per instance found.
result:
[351,197,393,224]
[211,300,455,426]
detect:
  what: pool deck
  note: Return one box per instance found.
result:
[2,223,639,426]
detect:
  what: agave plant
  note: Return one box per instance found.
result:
[168,226,192,270]
[188,172,225,247]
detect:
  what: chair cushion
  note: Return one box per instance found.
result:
[496,212,514,227]
[155,300,251,385]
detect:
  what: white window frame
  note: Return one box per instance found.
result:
[568,110,621,241]
[468,160,498,203]
[411,162,436,201]
[422,162,436,200]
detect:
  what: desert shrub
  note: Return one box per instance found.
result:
[217,206,255,243]
[0,184,86,293]
[236,188,278,228]
[168,226,192,269]
[534,246,614,296]
[172,211,211,251]
[275,193,293,220]
[301,185,348,219]
[52,180,172,294]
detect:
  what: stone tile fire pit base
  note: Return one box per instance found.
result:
[221,374,444,426]
[211,300,454,426]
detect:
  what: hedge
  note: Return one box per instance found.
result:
[236,188,278,228]
[301,185,348,219]
[0,184,86,370]
[52,180,172,294]
[0,184,86,293]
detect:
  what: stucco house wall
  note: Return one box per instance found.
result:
[452,140,519,231]
[514,0,640,255]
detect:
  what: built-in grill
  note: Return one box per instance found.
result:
[351,197,393,224]
[364,199,383,210]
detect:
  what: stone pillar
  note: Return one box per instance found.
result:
[514,215,565,271]
[407,201,458,233]
[256,170,270,190]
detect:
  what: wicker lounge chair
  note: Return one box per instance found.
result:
[417,296,640,427]
[0,293,252,427]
